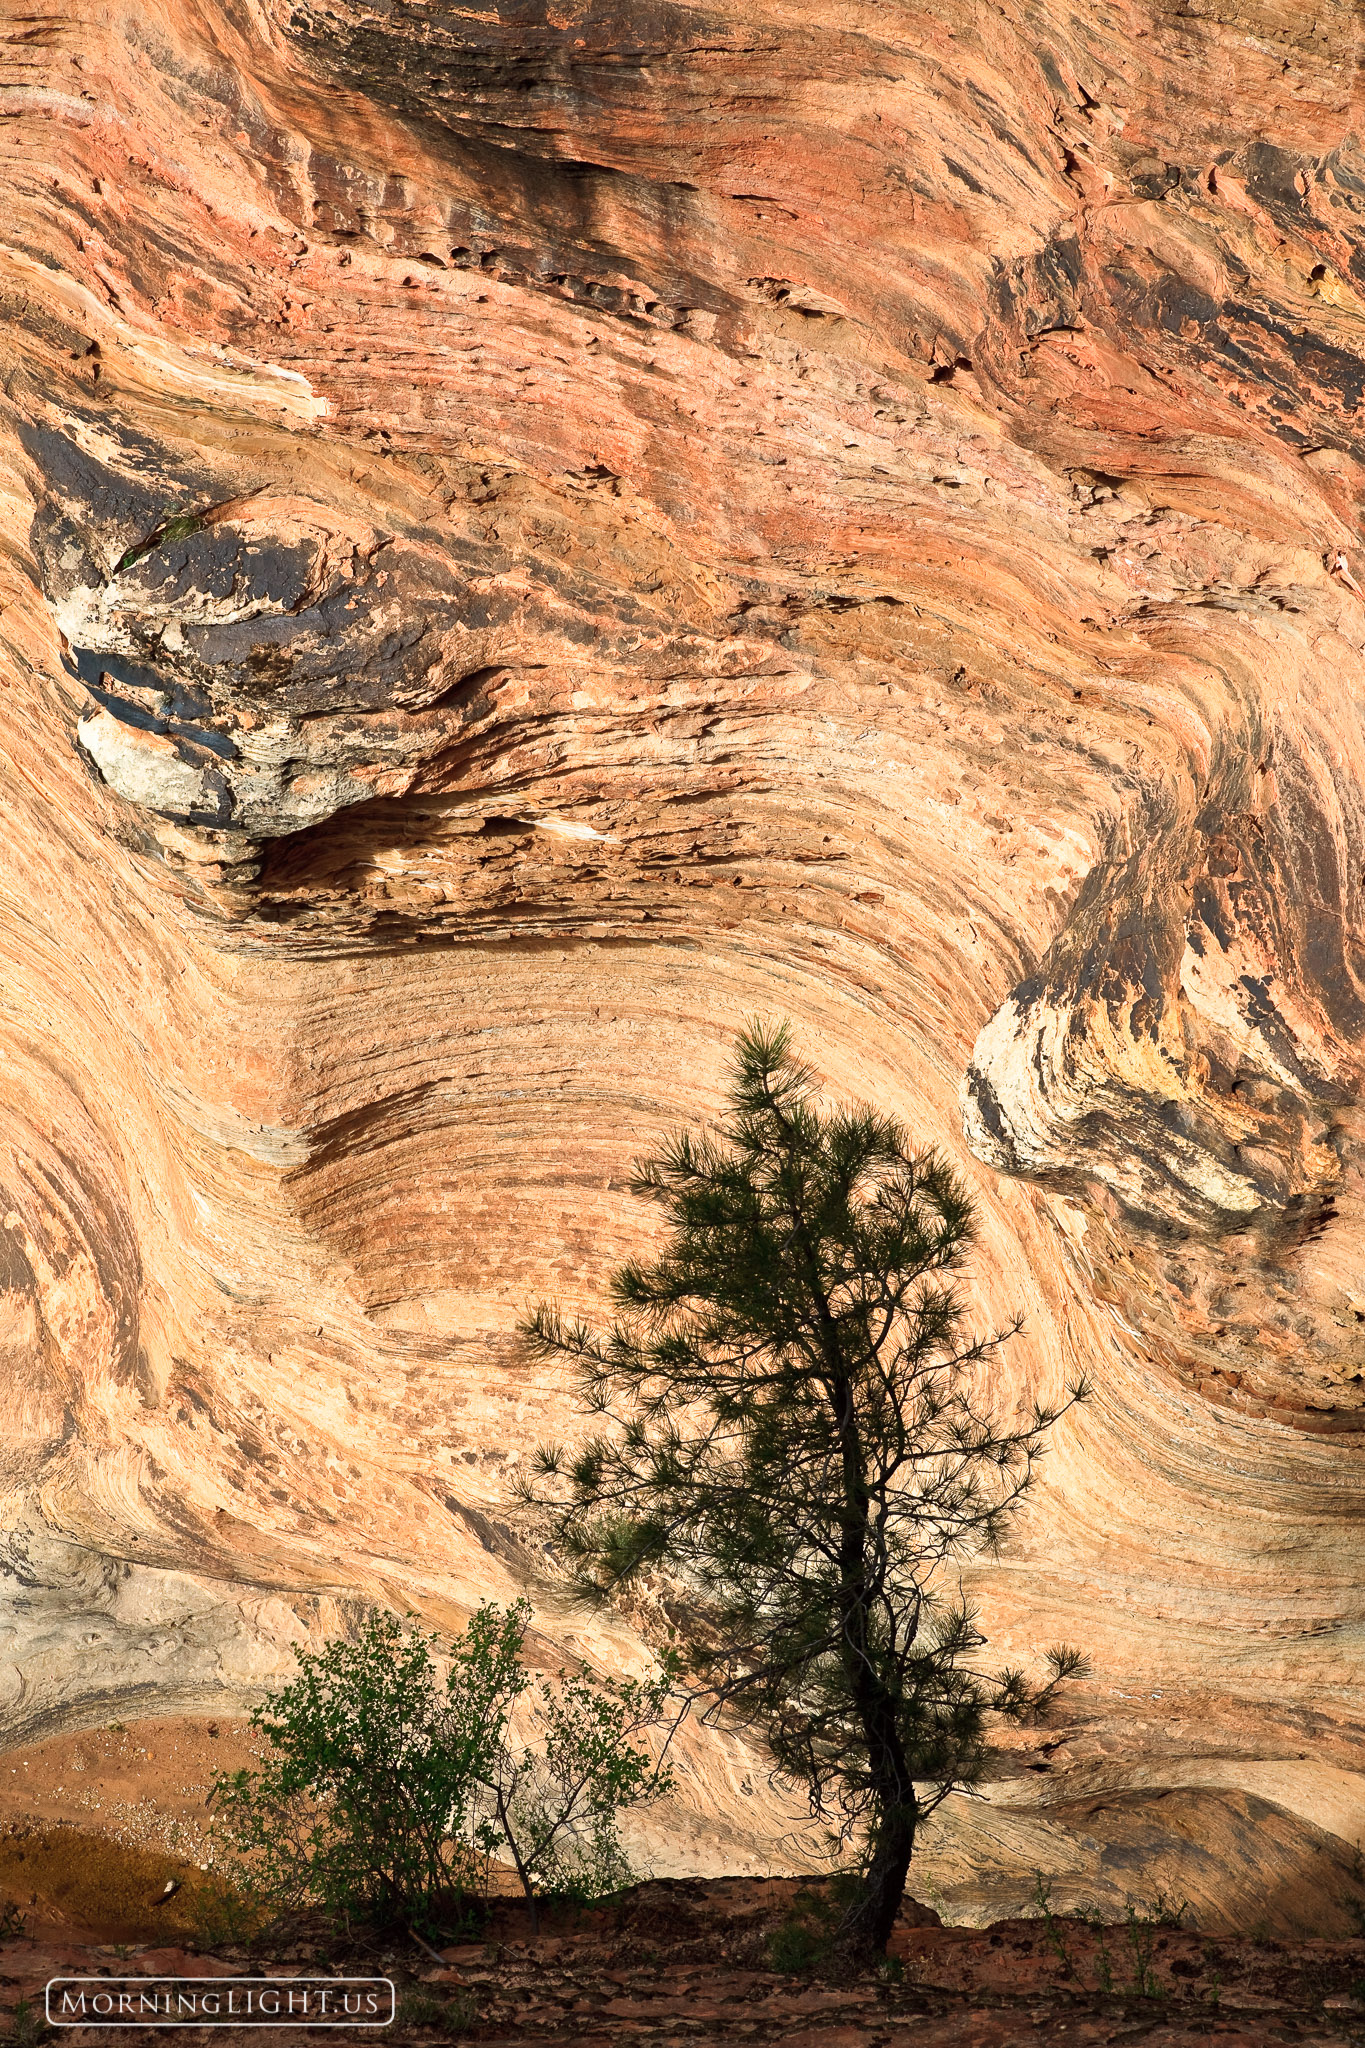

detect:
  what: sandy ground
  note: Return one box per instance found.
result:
[0,1715,261,1866]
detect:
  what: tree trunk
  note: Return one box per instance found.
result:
[836,1796,916,1959]
[823,1360,918,1962]
[495,1784,540,1934]
[794,1226,919,1963]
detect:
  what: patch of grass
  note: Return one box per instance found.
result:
[1031,1872,1077,1981]
[115,511,206,575]
[5,1997,49,2047]
[1123,1903,1162,1998]
[397,1991,443,2028]
[396,1989,477,2037]
[765,1883,847,1974]
[185,1870,265,1952]
[767,1914,826,1973]
[766,1872,911,1975]
[445,1992,478,2037]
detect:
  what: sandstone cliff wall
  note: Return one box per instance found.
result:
[0,0,1363,1924]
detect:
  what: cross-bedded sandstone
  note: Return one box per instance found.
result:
[0,0,1362,1921]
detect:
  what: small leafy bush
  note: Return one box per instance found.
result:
[1112,1892,1188,1999]
[211,1605,521,1932]
[483,1656,678,1930]
[210,1600,677,1935]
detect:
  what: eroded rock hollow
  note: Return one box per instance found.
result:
[1,0,1363,1928]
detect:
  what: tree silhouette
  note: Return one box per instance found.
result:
[522,1021,1086,1958]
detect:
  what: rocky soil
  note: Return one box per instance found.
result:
[1,1876,1364,2047]
[0,0,1362,1926]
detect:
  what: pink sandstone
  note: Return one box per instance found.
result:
[0,0,1361,1926]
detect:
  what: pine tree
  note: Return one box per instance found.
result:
[522,1022,1086,1959]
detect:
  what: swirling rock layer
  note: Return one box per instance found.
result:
[0,0,1363,1919]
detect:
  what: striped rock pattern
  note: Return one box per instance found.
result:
[0,0,1362,1918]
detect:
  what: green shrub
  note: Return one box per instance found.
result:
[1031,1870,1076,1981]
[210,1601,677,1935]
[1123,1903,1163,1998]
[483,1656,678,1930]
[210,1604,527,1932]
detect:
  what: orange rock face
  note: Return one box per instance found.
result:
[0,0,1363,1920]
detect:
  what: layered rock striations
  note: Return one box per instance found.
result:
[0,0,1363,1920]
